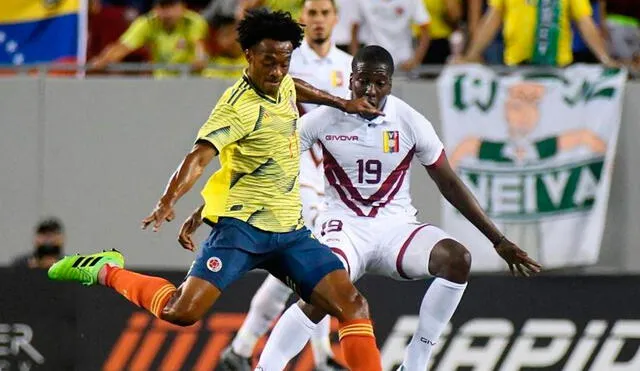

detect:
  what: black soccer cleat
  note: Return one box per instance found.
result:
[216,346,252,371]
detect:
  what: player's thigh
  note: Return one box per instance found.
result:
[316,216,365,282]
[180,220,267,310]
[376,223,455,280]
[264,229,345,304]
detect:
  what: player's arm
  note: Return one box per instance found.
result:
[426,154,541,275]
[142,142,218,232]
[178,204,205,251]
[426,153,503,245]
[143,102,249,232]
[293,77,384,116]
[412,112,540,275]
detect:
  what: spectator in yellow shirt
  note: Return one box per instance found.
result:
[202,15,247,79]
[412,0,463,64]
[236,0,304,21]
[462,0,616,66]
[90,0,209,77]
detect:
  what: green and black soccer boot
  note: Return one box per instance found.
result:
[47,249,124,286]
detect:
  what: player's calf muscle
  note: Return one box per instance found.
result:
[310,271,370,322]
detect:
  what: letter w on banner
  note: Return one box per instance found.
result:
[437,65,626,271]
[0,0,87,68]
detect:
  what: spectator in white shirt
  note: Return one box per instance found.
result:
[350,0,432,71]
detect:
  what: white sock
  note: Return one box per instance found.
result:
[256,304,316,370]
[231,275,293,358]
[310,316,333,367]
[402,278,467,371]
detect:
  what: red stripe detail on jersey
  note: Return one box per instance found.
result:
[323,166,366,217]
[309,141,323,167]
[426,149,446,169]
[396,224,430,279]
[321,143,415,217]
[330,247,351,275]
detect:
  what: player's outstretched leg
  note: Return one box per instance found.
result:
[48,250,220,326]
[400,238,471,371]
[257,270,381,371]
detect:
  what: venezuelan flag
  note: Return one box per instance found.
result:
[0,0,87,65]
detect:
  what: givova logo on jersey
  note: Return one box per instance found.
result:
[383,131,400,153]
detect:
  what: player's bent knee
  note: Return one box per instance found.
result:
[160,306,201,327]
[430,239,472,283]
[334,292,370,322]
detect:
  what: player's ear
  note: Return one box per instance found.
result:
[348,72,354,90]
[244,48,252,63]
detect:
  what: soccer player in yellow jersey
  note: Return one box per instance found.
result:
[461,0,616,66]
[48,8,385,371]
[90,0,209,77]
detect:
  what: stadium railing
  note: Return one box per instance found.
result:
[1,62,638,79]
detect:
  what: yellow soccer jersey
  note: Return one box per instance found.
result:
[196,74,304,232]
[490,0,592,66]
[119,10,208,77]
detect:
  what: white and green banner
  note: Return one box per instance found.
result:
[437,65,626,271]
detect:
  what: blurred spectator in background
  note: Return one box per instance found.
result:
[572,0,606,63]
[466,0,504,64]
[351,0,432,71]
[12,218,64,269]
[332,0,359,53]
[89,0,209,77]
[462,0,616,66]
[201,0,237,22]
[87,0,149,66]
[202,15,246,79]
[605,0,640,66]
[235,0,304,20]
[413,0,463,64]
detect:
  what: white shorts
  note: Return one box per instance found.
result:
[316,213,455,282]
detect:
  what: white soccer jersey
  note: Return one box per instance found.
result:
[289,40,353,199]
[298,95,444,219]
[353,0,430,65]
[289,40,353,113]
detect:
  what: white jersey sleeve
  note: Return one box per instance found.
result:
[298,106,336,152]
[410,108,444,166]
[413,0,431,25]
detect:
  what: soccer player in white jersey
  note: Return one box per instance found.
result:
[255,45,542,371]
[218,1,352,370]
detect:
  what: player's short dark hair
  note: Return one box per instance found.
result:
[154,0,181,7]
[352,45,395,75]
[304,0,337,9]
[237,8,304,51]
[36,217,64,234]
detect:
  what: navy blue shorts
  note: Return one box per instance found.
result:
[187,217,344,302]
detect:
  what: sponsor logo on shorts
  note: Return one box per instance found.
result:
[206,257,222,272]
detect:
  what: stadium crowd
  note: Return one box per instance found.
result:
[86,0,640,78]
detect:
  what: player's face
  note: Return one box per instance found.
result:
[301,0,337,44]
[350,62,392,117]
[155,3,184,29]
[246,39,293,96]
